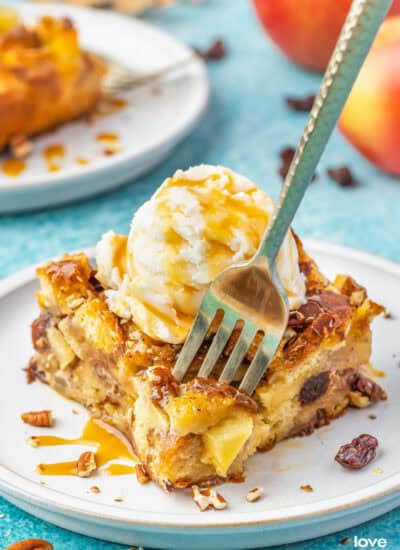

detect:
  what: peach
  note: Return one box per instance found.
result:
[253,0,400,72]
[339,16,400,176]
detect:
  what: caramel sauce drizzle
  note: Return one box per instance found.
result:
[44,144,64,173]
[102,464,136,476]
[94,96,127,118]
[76,157,89,166]
[34,418,136,477]
[2,158,26,177]
[96,132,119,143]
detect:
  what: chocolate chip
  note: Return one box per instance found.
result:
[299,372,330,405]
[335,434,378,470]
[285,94,316,112]
[194,39,226,61]
[327,166,358,187]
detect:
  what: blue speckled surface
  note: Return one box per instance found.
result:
[1,0,400,548]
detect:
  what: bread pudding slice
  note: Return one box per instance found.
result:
[0,12,103,151]
[28,236,386,491]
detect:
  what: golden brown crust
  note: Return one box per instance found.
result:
[28,237,386,490]
[0,16,103,150]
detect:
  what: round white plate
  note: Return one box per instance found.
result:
[0,4,209,214]
[0,241,399,549]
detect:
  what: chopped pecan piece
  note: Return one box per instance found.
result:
[246,487,264,502]
[335,434,378,470]
[191,485,227,511]
[10,134,33,158]
[24,358,38,384]
[77,451,97,477]
[299,372,330,405]
[5,540,53,550]
[21,410,53,427]
[135,463,150,484]
[300,484,314,492]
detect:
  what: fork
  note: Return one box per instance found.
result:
[98,52,196,94]
[173,0,392,395]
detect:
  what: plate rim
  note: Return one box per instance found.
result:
[0,239,399,529]
[0,2,210,191]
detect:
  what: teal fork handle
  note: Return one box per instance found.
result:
[257,0,392,263]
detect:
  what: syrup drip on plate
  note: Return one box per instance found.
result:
[96,132,119,143]
[43,144,64,172]
[33,418,136,476]
[2,158,26,177]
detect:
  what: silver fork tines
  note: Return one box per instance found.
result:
[173,259,289,395]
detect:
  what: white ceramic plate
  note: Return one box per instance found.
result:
[0,241,399,549]
[0,4,209,214]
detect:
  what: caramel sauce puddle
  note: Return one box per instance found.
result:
[2,158,26,177]
[33,418,136,477]
[43,144,64,173]
[96,132,119,143]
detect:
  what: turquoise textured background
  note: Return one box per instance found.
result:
[1,0,400,548]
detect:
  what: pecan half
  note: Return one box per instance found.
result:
[5,540,53,550]
[31,313,52,352]
[21,410,53,427]
[299,372,330,405]
[77,451,97,477]
[335,434,378,470]
[191,486,227,511]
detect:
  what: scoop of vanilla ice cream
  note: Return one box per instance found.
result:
[96,165,306,344]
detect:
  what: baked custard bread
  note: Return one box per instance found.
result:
[0,8,103,151]
[28,165,386,491]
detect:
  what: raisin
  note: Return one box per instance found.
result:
[278,147,295,179]
[327,166,358,187]
[285,94,316,112]
[194,39,226,61]
[299,372,330,405]
[335,434,378,470]
[352,374,387,402]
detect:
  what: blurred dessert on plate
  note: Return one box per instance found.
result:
[0,6,104,154]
